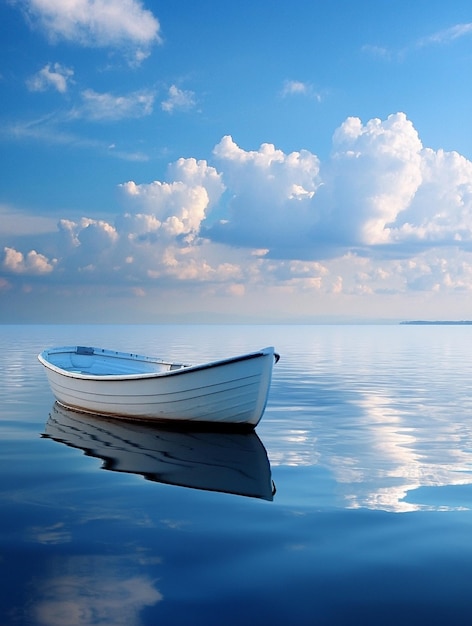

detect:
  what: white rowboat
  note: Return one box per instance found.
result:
[38,345,279,428]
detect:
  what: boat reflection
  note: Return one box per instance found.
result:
[43,403,275,501]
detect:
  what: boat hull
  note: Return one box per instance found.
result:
[38,346,277,427]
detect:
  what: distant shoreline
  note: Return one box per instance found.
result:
[400,320,472,325]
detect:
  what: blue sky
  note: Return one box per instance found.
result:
[2,1,472,322]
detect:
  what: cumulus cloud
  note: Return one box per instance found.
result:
[120,159,224,241]
[166,157,226,207]
[207,113,472,258]
[161,85,196,113]
[5,112,472,306]
[119,158,225,239]
[26,63,74,93]
[3,247,56,274]
[120,180,209,238]
[392,148,472,245]
[19,0,160,62]
[209,135,321,250]
[319,112,423,246]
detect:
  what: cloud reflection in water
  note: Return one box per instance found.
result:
[31,556,162,626]
[263,333,472,513]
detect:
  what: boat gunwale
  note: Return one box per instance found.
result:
[38,346,276,381]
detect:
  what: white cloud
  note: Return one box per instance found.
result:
[161,85,196,113]
[20,0,161,59]
[3,247,56,274]
[417,22,472,47]
[119,158,225,236]
[392,148,472,244]
[209,135,321,248]
[71,89,155,121]
[207,113,472,256]
[119,180,210,239]
[282,80,308,96]
[281,80,322,101]
[372,22,472,62]
[322,112,423,245]
[77,219,118,250]
[166,158,226,207]
[6,112,472,310]
[26,63,74,93]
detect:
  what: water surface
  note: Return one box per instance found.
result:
[2,324,472,625]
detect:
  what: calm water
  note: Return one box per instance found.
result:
[2,324,472,625]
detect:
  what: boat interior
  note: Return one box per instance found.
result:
[44,347,187,376]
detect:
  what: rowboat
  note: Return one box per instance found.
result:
[38,345,279,428]
[44,403,275,500]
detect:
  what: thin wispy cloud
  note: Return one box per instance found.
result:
[282,80,309,96]
[365,22,472,61]
[417,22,472,47]
[71,89,155,121]
[26,63,74,93]
[161,85,196,113]
[5,80,155,157]
[4,116,149,161]
[361,44,392,60]
[281,80,322,102]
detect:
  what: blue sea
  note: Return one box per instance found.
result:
[2,324,472,625]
